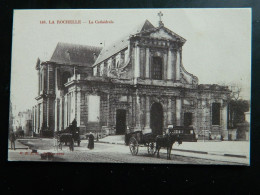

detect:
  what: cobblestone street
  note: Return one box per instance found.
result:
[8,139,246,165]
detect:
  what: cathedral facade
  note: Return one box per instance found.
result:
[32,18,230,139]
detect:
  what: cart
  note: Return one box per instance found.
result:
[125,131,157,156]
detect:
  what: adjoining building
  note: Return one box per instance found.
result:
[32,15,231,139]
[13,109,32,136]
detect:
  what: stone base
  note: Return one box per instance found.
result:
[228,129,237,141]
[134,126,142,132]
[221,130,229,141]
[143,127,152,134]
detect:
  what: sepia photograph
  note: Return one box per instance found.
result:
[8,8,251,165]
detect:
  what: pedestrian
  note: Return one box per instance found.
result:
[88,132,94,149]
[9,131,16,150]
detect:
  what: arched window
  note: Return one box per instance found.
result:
[151,57,163,80]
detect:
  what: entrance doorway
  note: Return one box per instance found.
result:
[150,103,163,135]
[116,109,126,135]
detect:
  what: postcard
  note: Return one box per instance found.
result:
[8,8,251,165]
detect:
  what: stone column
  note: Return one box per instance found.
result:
[202,100,208,130]
[167,48,173,80]
[134,43,140,84]
[163,100,168,128]
[220,101,228,140]
[43,67,46,91]
[145,48,150,78]
[176,49,181,81]
[107,94,110,126]
[135,93,142,131]
[76,90,81,127]
[46,98,50,128]
[47,65,50,92]
[132,95,136,126]
[128,95,132,126]
[176,97,182,126]
[221,103,228,130]
[172,97,176,125]
[60,97,63,130]
[144,96,151,132]
[68,93,71,125]
[167,97,172,125]
[38,70,40,95]
[64,95,67,128]
[37,104,40,133]
[57,99,60,131]
[40,103,44,130]
[163,53,167,80]
[54,99,57,131]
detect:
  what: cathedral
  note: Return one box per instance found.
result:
[31,14,231,139]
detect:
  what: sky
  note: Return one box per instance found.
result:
[10,8,251,115]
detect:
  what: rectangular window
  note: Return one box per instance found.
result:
[151,57,163,80]
[212,103,220,125]
[88,95,100,122]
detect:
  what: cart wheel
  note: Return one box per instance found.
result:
[147,142,155,156]
[129,137,138,156]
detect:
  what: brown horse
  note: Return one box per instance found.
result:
[154,133,182,160]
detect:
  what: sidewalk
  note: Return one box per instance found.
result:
[8,140,29,150]
[98,135,250,159]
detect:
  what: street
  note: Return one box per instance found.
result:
[8,139,246,165]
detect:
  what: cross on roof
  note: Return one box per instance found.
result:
[158,11,163,22]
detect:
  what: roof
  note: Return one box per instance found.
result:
[93,20,155,66]
[50,42,102,66]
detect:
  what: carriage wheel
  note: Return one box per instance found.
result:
[147,142,155,156]
[129,137,138,156]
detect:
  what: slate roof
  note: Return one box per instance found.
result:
[93,20,155,66]
[50,42,102,67]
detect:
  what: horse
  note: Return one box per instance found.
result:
[57,133,74,151]
[154,133,182,160]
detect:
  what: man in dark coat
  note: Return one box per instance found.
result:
[88,132,94,149]
[9,131,16,150]
[72,118,77,129]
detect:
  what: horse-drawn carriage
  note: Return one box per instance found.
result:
[125,131,157,156]
[54,122,81,151]
[125,126,194,159]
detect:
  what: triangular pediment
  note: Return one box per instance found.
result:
[137,26,186,42]
[149,28,176,40]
